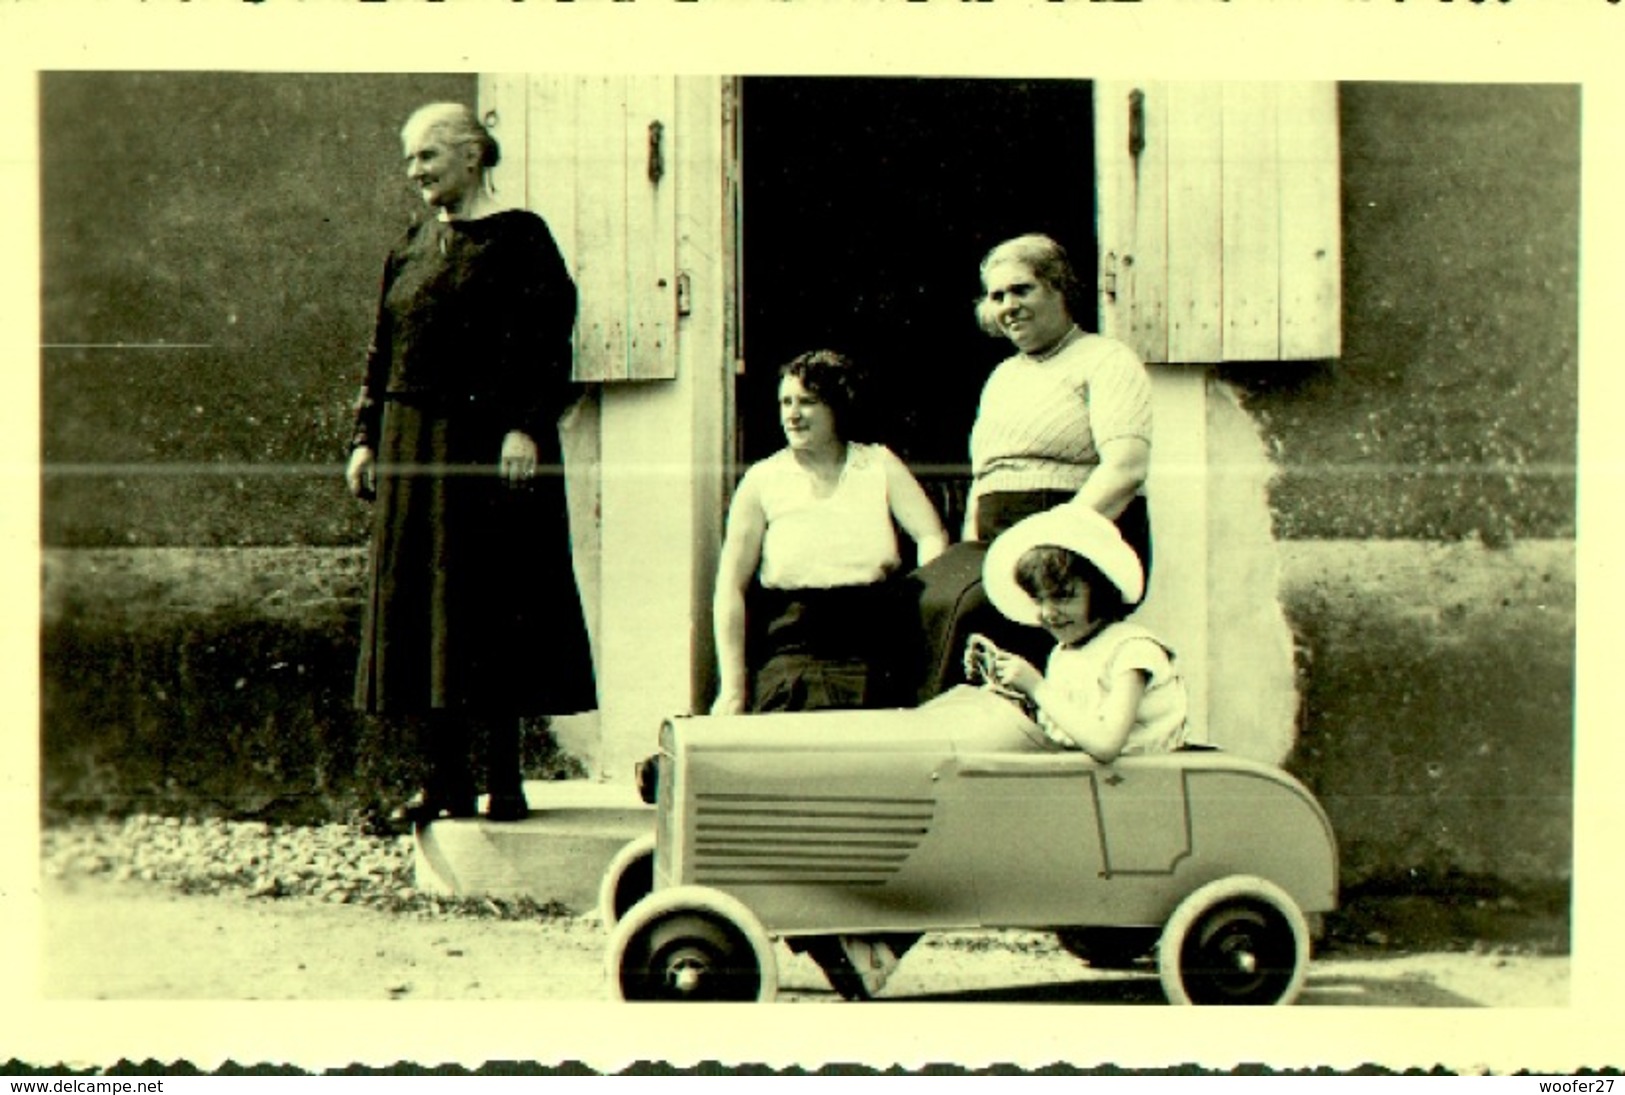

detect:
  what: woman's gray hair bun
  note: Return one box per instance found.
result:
[402,102,501,170]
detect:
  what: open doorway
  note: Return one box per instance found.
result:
[738,76,1097,531]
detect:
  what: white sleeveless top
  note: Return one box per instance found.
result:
[748,442,901,590]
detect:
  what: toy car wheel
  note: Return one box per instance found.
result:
[1056,927,1159,970]
[598,832,657,932]
[1158,875,1310,1006]
[607,885,778,1002]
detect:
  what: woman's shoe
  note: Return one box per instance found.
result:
[634,754,660,804]
[484,792,530,822]
[804,936,896,1001]
[388,791,478,829]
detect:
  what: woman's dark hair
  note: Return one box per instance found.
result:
[779,349,876,443]
[1013,543,1131,626]
[974,233,1088,337]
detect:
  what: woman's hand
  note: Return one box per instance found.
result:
[346,446,377,501]
[710,689,748,717]
[499,430,540,486]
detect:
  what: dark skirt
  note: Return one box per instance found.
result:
[976,488,1153,566]
[748,582,911,713]
[902,491,1153,705]
[355,397,597,718]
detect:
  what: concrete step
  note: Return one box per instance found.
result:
[412,779,653,916]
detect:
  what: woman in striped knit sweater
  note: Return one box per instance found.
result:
[909,233,1153,700]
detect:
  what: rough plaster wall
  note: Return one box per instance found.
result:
[1280,539,1574,886]
[1206,381,1299,766]
[559,390,602,674]
[556,390,605,774]
[41,72,477,549]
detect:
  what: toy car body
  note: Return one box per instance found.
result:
[601,685,1338,1005]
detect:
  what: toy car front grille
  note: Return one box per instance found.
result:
[690,792,936,887]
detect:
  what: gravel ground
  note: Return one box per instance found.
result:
[40,815,574,922]
[39,815,1572,958]
[29,814,1579,1078]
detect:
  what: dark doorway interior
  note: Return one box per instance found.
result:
[739,76,1096,527]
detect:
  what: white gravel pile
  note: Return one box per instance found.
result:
[40,816,572,920]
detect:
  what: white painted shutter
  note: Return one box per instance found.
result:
[481,74,680,381]
[1095,81,1341,364]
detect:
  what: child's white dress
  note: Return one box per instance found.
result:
[1039,622,1190,755]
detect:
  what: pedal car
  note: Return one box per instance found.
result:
[599,685,1338,1005]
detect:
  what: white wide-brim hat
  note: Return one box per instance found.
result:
[983,503,1146,625]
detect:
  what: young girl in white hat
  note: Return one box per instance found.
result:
[970,502,1189,762]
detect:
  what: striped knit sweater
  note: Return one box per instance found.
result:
[968,332,1152,502]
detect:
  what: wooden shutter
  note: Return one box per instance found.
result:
[481,74,679,381]
[1095,81,1341,365]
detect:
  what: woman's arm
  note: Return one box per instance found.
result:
[711,475,768,715]
[881,448,950,565]
[1031,668,1148,764]
[1072,435,1149,520]
[495,215,581,445]
[1070,342,1151,520]
[346,250,399,501]
[961,493,980,543]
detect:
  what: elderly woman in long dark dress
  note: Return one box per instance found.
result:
[346,102,597,825]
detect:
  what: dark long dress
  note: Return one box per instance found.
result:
[351,209,597,719]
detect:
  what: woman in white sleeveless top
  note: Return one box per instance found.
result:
[712,350,949,716]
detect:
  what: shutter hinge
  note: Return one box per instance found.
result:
[676,270,692,317]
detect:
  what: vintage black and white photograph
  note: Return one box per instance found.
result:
[10,3,1617,1073]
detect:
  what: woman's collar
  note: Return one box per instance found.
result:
[1025,324,1083,363]
[438,190,513,223]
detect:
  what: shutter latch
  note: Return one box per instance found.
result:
[648,120,665,185]
[1128,89,1146,159]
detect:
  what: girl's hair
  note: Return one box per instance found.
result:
[401,102,502,170]
[779,349,876,443]
[1013,543,1131,626]
[973,233,1087,337]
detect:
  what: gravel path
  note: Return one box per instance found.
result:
[39,814,1572,958]
[41,815,570,921]
[27,814,1578,1077]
